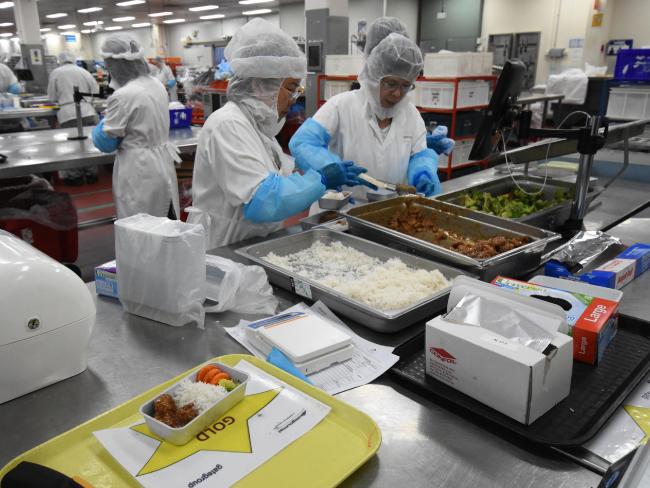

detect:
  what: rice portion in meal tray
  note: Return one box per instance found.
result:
[172,379,229,414]
[263,241,449,311]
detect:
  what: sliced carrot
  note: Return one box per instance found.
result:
[209,372,231,385]
[202,368,223,384]
[197,365,219,382]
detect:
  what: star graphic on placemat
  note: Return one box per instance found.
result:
[131,388,282,476]
[624,405,650,443]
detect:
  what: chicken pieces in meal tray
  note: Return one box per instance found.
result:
[386,204,530,259]
[154,393,198,428]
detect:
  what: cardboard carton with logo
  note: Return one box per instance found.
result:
[425,276,572,425]
[491,276,622,365]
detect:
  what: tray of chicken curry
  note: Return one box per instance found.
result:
[343,195,560,280]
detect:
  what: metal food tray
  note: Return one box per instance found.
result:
[235,228,468,333]
[435,176,603,230]
[343,195,560,281]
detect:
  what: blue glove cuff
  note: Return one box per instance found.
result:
[92,120,121,153]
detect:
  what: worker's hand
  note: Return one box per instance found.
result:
[414,172,442,197]
[319,161,368,189]
[167,79,177,89]
[426,125,455,155]
[8,83,21,95]
[91,120,121,153]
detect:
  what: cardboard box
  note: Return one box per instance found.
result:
[95,260,118,299]
[492,276,622,365]
[425,277,572,425]
[545,242,650,289]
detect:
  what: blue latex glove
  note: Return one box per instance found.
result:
[8,82,20,95]
[243,169,325,223]
[426,125,455,155]
[91,119,121,153]
[289,118,342,172]
[267,347,313,384]
[167,79,176,89]
[319,161,367,189]
[407,148,441,197]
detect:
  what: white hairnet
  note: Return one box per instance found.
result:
[225,17,306,79]
[100,33,145,61]
[364,17,409,57]
[58,51,76,64]
[359,33,423,120]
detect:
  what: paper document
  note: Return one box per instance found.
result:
[583,371,650,463]
[94,360,331,488]
[225,301,399,395]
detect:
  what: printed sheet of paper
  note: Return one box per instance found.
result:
[583,373,650,463]
[225,301,399,395]
[94,360,331,488]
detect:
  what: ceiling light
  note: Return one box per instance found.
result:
[200,13,224,19]
[10,37,18,41]
[104,26,123,31]
[113,16,135,22]
[0,22,12,27]
[132,22,151,28]
[78,7,102,13]
[148,11,172,17]
[0,32,12,37]
[163,18,185,24]
[116,0,146,5]
[46,13,68,18]
[0,2,13,8]
[80,29,93,34]
[242,8,272,15]
[57,24,76,30]
[239,0,273,4]
[189,5,219,11]
[59,31,76,36]
[83,21,103,26]
[40,28,51,32]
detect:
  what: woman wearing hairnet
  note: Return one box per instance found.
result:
[151,56,178,101]
[92,34,180,219]
[290,17,454,198]
[188,18,354,248]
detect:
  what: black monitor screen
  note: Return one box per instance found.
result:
[14,69,33,81]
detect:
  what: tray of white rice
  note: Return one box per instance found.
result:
[235,229,469,332]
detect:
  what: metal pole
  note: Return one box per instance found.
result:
[74,95,84,139]
[570,115,601,221]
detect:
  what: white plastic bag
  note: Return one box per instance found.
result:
[115,214,206,328]
[205,255,278,315]
[546,68,588,104]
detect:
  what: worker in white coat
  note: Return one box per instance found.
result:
[151,56,177,101]
[188,18,363,248]
[290,18,455,199]
[92,34,180,219]
[0,62,20,94]
[48,51,100,184]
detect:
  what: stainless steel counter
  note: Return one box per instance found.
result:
[0,126,200,178]
[0,107,58,120]
[0,281,601,487]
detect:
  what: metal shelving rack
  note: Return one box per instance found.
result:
[316,73,497,179]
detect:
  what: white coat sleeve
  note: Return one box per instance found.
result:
[312,96,341,140]
[408,105,428,155]
[103,93,128,138]
[46,71,57,103]
[85,70,99,94]
[0,64,17,92]
[210,118,277,206]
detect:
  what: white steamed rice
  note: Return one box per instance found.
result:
[264,241,449,311]
[172,379,228,413]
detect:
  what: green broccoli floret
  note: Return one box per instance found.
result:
[218,379,237,391]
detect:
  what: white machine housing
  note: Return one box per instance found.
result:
[0,230,95,404]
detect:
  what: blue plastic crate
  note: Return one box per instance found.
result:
[169,107,192,129]
[614,49,650,81]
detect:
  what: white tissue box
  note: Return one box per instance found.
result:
[425,276,573,425]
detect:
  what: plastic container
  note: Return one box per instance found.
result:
[318,190,350,209]
[456,80,490,108]
[423,52,493,77]
[606,87,650,120]
[169,107,192,129]
[415,81,455,109]
[324,54,363,76]
[614,49,650,81]
[139,362,249,446]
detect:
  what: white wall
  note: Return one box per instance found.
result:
[609,0,650,48]
[280,2,306,38]
[347,0,419,54]
[481,0,593,85]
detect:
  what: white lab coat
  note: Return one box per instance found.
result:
[0,63,17,92]
[47,63,99,125]
[313,88,427,200]
[156,63,178,102]
[187,101,294,249]
[103,75,181,219]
